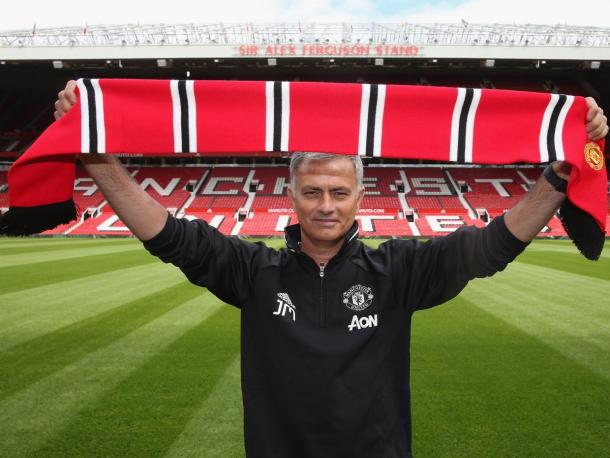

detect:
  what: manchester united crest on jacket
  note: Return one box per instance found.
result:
[342,284,374,311]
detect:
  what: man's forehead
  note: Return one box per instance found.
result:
[295,156,356,176]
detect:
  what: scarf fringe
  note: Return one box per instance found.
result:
[558,199,605,261]
[0,200,77,236]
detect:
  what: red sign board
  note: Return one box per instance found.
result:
[237,44,421,58]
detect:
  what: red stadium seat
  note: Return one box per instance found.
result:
[8,164,576,239]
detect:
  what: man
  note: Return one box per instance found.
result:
[55,81,607,457]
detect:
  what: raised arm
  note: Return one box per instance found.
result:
[503,161,568,242]
[78,155,168,240]
[55,80,265,306]
[504,97,607,242]
[55,81,167,241]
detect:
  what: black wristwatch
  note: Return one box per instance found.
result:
[543,164,568,193]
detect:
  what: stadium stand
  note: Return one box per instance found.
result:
[538,215,570,238]
[23,165,573,238]
[0,170,8,209]
[182,211,237,236]
[357,214,415,237]
[249,167,293,211]
[360,195,402,211]
[187,167,251,211]
[42,221,87,236]
[416,213,486,237]
[517,167,542,184]
[450,168,528,217]
[66,210,129,236]
[402,167,466,215]
[131,167,207,211]
[72,167,107,210]
[240,212,295,236]
[252,194,293,210]
[251,167,291,194]
[362,167,403,194]
[0,91,52,153]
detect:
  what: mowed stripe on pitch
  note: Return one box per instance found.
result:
[32,305,240,457]
[0,238,136,256]
[516,248,610,281]
[411,296,610,458]
[0,248,159,295]
[0,242,143,267]
[461,262,610,379]
[0,238,133,250]
[0,281,202,401]
[526,240,610,257]
[0,263,184,351]
[165,357,243,458]
[0,291,227,456]
[467,262,610,336]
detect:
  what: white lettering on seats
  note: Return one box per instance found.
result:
[139,177,180,196]
[363,177,380,195]
[275,215,292,232]
[202,177,244,195]
[356,215,394,232]
[74,178,99,196]
[97,214,129,232]
[411,177,452,196]
[425,215,465,233]
[474,178,514,197]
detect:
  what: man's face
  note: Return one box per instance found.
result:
[288,156,364,245]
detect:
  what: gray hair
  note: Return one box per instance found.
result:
[289,152,364,192]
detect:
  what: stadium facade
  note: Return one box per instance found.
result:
[1,22,608,237]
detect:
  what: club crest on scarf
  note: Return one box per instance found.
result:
[342,285,374,311]
[584,143,604,171]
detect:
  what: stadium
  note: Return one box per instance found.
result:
[1,22,609,457]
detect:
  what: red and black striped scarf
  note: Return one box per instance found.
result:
[0,78,606,258]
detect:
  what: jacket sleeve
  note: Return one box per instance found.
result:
[396,214,529,312]
[142,215,265,308]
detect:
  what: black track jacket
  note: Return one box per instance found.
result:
[143,214,528,458]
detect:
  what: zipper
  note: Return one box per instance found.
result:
[319,263,326,327]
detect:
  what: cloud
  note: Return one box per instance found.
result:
[2,0,609,32]
[396,0,610,27]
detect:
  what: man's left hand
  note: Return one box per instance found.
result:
[585,97,608,141]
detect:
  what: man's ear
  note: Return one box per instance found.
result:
[356,187,364,209]
[287,186,295,203]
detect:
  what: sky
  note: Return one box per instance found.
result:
[1,0,609,32]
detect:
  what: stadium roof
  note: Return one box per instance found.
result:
[1,22,610,61]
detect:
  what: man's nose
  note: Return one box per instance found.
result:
[318,192,334,213]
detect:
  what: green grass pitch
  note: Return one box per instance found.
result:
[1,237,609,457]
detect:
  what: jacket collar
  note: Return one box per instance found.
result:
[284,221,359,253]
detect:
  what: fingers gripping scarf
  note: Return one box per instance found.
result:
[0,78,607,259]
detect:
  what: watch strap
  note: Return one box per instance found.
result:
[543,165,568,193]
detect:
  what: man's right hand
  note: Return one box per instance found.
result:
[54,80,94,165]
[54,80,77,120]
[52,79,168,240]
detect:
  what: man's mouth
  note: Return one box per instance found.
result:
[314,219,338,226]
